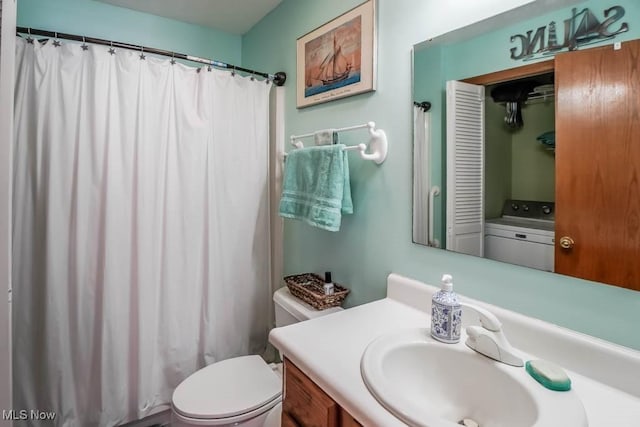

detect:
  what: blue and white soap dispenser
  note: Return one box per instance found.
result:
[431,274,462,343]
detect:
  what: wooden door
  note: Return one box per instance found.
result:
[555,40,640,291]
[446,80,485,256]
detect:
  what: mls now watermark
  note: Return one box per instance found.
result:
[3,409,57,421]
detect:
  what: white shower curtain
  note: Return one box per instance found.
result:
[412,105,430,244]
[12,37,272,426]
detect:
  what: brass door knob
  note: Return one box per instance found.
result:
[559,236,575,250]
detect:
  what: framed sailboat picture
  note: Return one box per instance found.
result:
[296,0,376,108]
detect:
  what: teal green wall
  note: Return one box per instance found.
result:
[243,0,640,349]
[485,100,556,218]
[511,102,555,202]
[485,100,512,218]
[445,1,640,80]
[243,0,640,351]
[484,100,556,213]
[17,0,241,65]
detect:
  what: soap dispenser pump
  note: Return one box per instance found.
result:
[431,274,462,343]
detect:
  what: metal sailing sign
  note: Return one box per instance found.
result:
[510,6,629,60]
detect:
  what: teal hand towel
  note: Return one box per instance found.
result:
[279,144,353,232]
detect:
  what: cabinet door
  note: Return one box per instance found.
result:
[283,359,338,427]
[555,39,640,290]
[282,410,302,427]
[339,409,363,427]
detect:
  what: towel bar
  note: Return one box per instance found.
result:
[289,121,388,164]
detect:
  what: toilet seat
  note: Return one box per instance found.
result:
[172,355,282,423]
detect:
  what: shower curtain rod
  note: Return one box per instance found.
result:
[16,26,287,86]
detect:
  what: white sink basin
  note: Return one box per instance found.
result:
[361,328,588,427]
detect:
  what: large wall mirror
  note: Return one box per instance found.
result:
[412,0,640,291]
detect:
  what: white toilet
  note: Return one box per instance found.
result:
[171,287,343,427]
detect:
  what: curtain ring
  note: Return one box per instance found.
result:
[231,65,236,77]
[171,52,176,65]
[26,28,34,44]
[81,36,88,51]
[140,46,146,60]
[109,40,115,55]
[53,32,61,47]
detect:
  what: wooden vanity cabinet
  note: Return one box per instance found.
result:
[282,358,362,427]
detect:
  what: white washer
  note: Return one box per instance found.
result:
[485,205,555,272]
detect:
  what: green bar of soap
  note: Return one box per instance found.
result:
[526,359,571,391]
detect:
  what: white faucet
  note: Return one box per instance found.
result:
[460,302,524,367]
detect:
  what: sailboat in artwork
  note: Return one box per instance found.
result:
[316,35,352,86]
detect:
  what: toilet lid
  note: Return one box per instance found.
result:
[172,355,282,420]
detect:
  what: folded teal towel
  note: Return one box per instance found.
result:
[279,144,353,232]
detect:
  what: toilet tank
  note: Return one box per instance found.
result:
[273,287,343,327]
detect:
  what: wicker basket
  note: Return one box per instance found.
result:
[284,273,349,310]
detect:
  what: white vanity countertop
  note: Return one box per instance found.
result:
[271,297,422,426]
[269,274,640,427]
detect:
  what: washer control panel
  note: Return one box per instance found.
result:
[501,200,555,221]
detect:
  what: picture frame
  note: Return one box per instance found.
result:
[296,0,377,108]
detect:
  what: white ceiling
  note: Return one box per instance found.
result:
[98,0,283,35]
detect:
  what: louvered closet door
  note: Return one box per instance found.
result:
[446,80,484,256]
